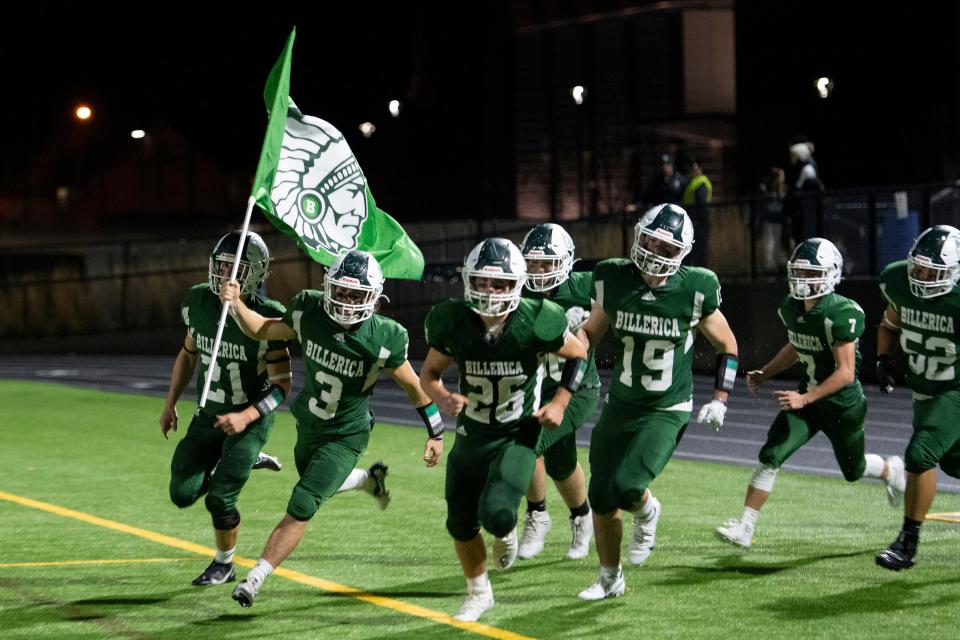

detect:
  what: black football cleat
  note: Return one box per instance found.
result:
[875,535,917,571]
[368,461,391,510]
[191,560,236,586]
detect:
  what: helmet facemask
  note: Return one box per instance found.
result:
[631,228,690,277]
[787,262,840,300]
[208,232,270,297]
[323,275,382,326]
[464,273,525,317]
[524,254,572,292]
[908,255,960,299]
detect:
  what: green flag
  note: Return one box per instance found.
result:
[252,30,425,280]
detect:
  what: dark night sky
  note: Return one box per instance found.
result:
[2,2,958,219]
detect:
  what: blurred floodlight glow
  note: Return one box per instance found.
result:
[388,99,401,117]
[359,121,376,138]
[571,85,586,105]
[816,77,834,99]
[130,129,146,139]
[75,105,92,120]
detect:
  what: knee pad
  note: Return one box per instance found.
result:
[286,485,320,522]
[481,508,517,539]
[169,484,200,509]
[905,444,938,475]
[204,492,236,520]
[211,511,240,531]
[445,516,480,542]
[839,456,866,482]
[749,464,779,492]
[612,468,647,511]
[544,452,577,482]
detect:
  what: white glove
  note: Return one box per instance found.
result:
[697,400,727,431]
[566,306,590,331]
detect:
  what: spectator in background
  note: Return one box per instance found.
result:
[683,158,713,266]
[784,139,825,245]
[642,153,688,208]
[756,167,789,272]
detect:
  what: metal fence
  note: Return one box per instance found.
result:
[3,182,960,341]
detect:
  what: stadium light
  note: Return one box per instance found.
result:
[815,77,834,99]
[130,129,146,139]
[571,85,587,105]
[359,121,376,138]
[388,99,401,117]
[74,105,92,121]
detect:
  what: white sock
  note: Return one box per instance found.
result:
[214,547,235,564]
[467,572,490,592]
[741,506,760,528]
[863,453,886,479]
[600,564,621,580]
[337,468,369,493]
[246,558,274,584]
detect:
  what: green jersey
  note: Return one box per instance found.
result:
[424,297,569,436]
[591,259,721,411]
[180,284,288,416]
[523,271,601,398]
[880,260,960,398]
[776,293,865,409]
[283,290,409,434]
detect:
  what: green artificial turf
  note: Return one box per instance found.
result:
[0,380,957,639]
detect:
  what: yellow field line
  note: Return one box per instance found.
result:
[0,490,532,640]
[0,557,199,568]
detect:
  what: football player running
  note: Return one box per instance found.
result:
[420,238,588,622]
[220,249,445,607]
[876,225,960,571]
[577,204,738,600]
[161,231,293,588]
[715,238,905,549]
[516,223,599,561]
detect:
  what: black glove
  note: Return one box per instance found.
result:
[877,354,896,394]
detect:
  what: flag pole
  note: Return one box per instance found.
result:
[199,195,257,408]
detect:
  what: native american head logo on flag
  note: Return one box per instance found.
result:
[271,103,368,255]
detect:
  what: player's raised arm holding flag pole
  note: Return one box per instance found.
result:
[196,28,438,608]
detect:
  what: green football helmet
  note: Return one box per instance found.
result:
[324,250,385,325]
[631,204,694,276]
[787,237,843,300]
[463,238,527,316]
[521,223,575,292]
[907,225,960,298]
[209,230,270,296]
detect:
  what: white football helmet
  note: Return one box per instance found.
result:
[787,238,843,300]
[631,204,694,276]
[324,250,385,325]
[463,238,527,316]
[907,225,960,299]
[209,231,270,296]
[521,223,575,292]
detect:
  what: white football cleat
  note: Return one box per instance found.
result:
[566,513,594,560]
[453,586,494,622]
[714,518,754,548]
[885,455,906,507]
[492,527,519,571]
[578,569,625,600]
[231,575,262,608]
[628,496,660,565]
[518,510,552,559]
